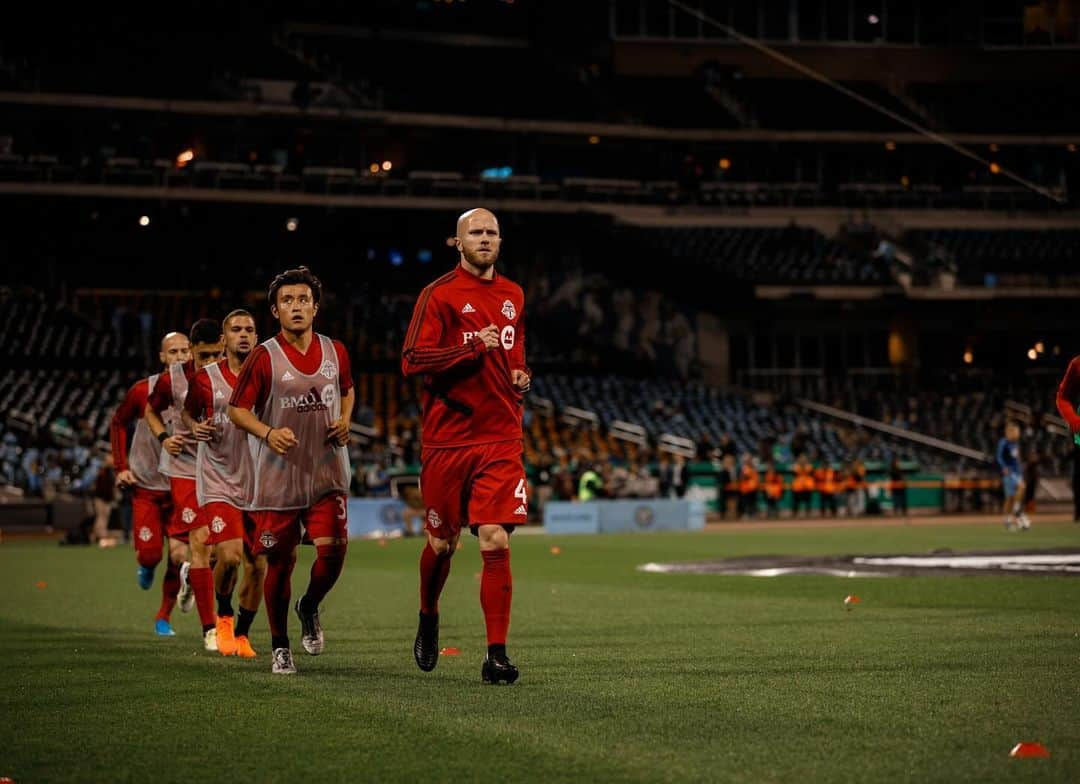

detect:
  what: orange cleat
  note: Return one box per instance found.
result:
[216,615,237,656]
[233,635,257,659]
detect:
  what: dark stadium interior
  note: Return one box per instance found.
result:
[1,0,1078,524]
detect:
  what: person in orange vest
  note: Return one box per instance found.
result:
[846,458,868,517]
[791,453,815,517]
[738,454,760,519]
[763,462,784,518]
[816,462,838,517]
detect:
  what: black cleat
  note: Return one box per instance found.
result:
[414,611,439,672]
[481,650,519,685]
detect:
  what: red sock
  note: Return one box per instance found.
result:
[137,548,162,569]
[480,549,512,646]
[419,542,453,615]
[156,561,180,621]
[304,544,346,607]
[188,566,217,629]
[263,552,296,645]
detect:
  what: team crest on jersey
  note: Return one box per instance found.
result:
[501,325,516,350]
[211,516,226,534]
[319,360,338,380]
[501,300,516,320]
[260,531,277,549]
[181,507,196,524]
[138,526,152,542]
[427,508,442,529]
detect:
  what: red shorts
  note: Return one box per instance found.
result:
[132,487,172,557]
[166,477,201,538]
[202,501,256,550]
[250,492,348,556]
[420,440,528,539]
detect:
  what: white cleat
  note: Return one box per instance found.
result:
[178,562,195,613]
[203,628,218,652]
[1017,513,1032,530]
[295,598,324,656]
[272,647,297,675]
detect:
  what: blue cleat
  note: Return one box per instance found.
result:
[154,619,176,637]
[137,565,155,590]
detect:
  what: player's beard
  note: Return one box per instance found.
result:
[463,246,498,270]
[234,350,250,364]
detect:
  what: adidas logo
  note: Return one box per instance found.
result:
[513,504,527,516]
[462,303,476,314]
[215,391,224,399]
[281,371,295,382]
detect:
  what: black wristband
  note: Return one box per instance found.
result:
[156,431,168,443]
[264,427,274,443]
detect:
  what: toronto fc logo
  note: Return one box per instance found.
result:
[211,517,226,534]
[501,300,516,320]
[260,531,278,549]
[427,508,442,529]
[319,360,338,380]
[138,526,152,542]
[181,507,196,524]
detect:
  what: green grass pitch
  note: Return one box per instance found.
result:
[2,522,1079,783]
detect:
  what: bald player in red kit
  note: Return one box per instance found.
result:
[228,266,353,675]
[110,331,191,636]
[145,318,225,650]
[402,207,530,684]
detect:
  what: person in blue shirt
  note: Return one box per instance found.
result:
[996,421,1029,531]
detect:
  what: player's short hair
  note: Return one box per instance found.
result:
[268,266,322,307]
[222,309,254,330]
[189,318,221,346]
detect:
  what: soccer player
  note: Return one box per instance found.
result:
[183,309,264,658]
[996,421,1029,531]
[145,319,225,649]
[227,267,353,676]
[1054,354,1080,522]
[111,331,191,636]
[402,207,530,685]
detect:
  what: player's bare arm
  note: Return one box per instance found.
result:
[227,405,299,456]
[326,387,354,447]
[181,408,217,442]
[145,402,186,457]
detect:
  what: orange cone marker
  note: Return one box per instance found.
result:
[1010,742,1049,758]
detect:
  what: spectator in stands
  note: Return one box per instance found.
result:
[716,454,735,519]
[816,462,839,517]
[763,461,783,518]
[578,463,604,501]
[890,457,908,516]
[791,453,814,517]
[738,454,759,519]
[90,456,116,544]
[671,453,689,499]
[846,458,868,517]
[658,453,672,497]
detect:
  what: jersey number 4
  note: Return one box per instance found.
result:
[514,478,527,503]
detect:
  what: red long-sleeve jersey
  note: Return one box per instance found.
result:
[402,264,528,449]
[1056,355,1080,433]
[110,377,152,473]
